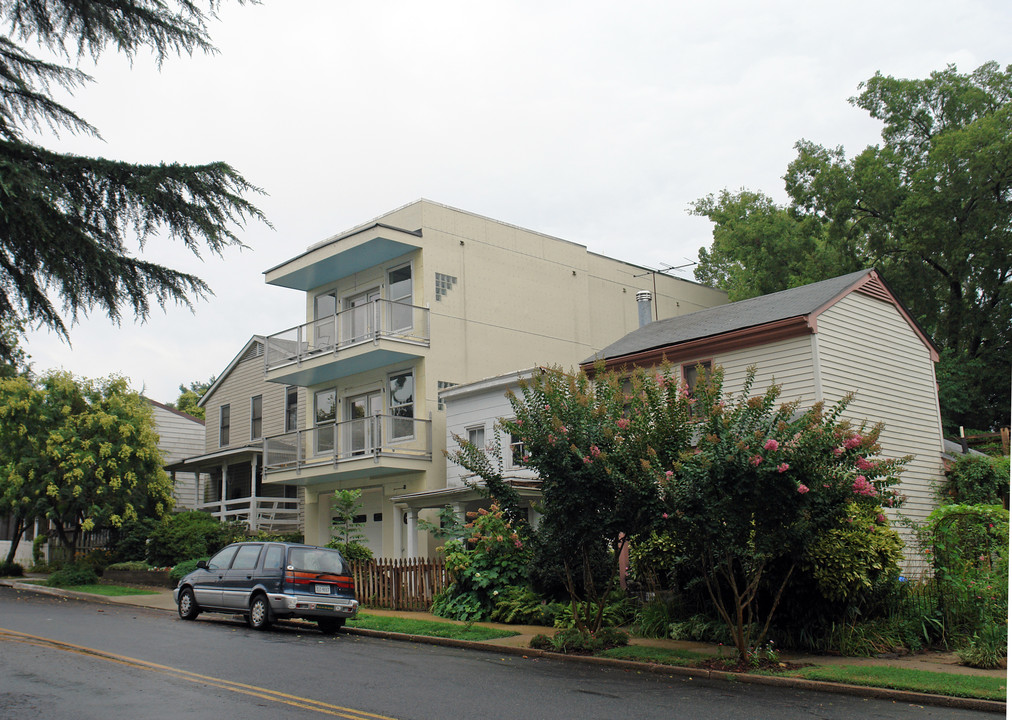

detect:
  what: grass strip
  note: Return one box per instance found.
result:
[786,664,1006,701]
[347,613,518,642]
[38,582,160,596]
[599,645,711,667]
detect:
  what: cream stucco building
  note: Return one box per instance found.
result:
[257,200,727,557]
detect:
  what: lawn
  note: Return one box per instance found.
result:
[40,581,160,597]
[599,645,711,666]
[347,613,519,642]
[786,664,1006,702]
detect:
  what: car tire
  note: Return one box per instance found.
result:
[317,618,345,634]
[177,587,200,621]
[248,593,272,630]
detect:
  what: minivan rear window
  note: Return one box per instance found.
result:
[288,547,346,575]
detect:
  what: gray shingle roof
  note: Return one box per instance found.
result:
[587,269,874,363]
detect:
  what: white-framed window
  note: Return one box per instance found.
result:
[508,428,526,468]
[314,388,337,453]
[467,425,486,452]
[285,387,299,433]
[250,395,263,440]
[218,404,230,447]
[389,370,414,440]
[682,360,713,396]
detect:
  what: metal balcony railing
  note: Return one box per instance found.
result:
[264,299,429,373]
[264,414,432,473]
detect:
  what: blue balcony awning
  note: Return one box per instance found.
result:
[264,224,422,291]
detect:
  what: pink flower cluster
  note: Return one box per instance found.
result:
[749,455,763,466]
[616,417,630,430]
[852,475,877,497]
[844,435,863,450]
[763,438,779,451]
[855,456,875,471]
[797,484,810,494]
[776,462,789,473]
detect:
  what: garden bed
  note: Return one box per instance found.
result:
[103,568,174,588]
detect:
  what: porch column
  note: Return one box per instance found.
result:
[391,504,403,559]
[406,508,418,558]
[219,461,228,520]
[450,502,465,524]
[250,455,260,531]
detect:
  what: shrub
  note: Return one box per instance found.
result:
[632,594,680,638]
[105,561,152,572]
[668,614,735,644]
[0,561,24,577]
[107,517,158,564]
[325,540,373,562]
[170,557,209,584]
[490,586,563,626]
[48,564,99,587]
[431,503,530,622]
[146,511,242,566]
[944,454,1009,506]
[957,623,1008,669]
[552,590,636,629]
[529,627,629,654]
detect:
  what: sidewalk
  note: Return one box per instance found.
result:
[2,578,1005,713]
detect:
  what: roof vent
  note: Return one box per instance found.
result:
[636,290,652,327]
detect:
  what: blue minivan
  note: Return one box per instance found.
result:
[173,541,358,634]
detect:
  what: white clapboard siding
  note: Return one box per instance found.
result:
[711,334,819,406]
[816,292,944,568]
[149,402,204,511]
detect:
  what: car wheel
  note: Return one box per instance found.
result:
[318,618,345,634]
[177,587,200,620]
[248,593,272,630]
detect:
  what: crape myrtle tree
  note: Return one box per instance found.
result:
[662,367,906,661]
[0,371,173,558]
[454,364,693,633]
[692,62,1012,432]
[0,0,267,360]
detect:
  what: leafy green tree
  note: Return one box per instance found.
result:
[0,371,174,554]
[0,0,267,362]
[327,489,373,561]
[169,377,214,419]
[662,367,905,661]
[693,62,1011,432]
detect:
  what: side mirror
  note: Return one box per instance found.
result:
[196,560,208,570]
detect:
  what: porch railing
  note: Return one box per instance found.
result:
[264,299,430,372]
[264,414,432,472]
[195,497,301,532]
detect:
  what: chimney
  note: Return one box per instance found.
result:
[636,290,652,327]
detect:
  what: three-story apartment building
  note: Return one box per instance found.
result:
[259,200,728,557]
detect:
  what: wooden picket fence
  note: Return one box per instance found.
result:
[350,557,449,611]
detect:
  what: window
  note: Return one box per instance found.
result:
[389,370,414,439]
[683,360,712,396]
[467,425,486,451]
[207,545,238,571]
[231,544,263,570]
[219,404,230,447]
[388,264,412,331]
[509,430,526,468]
[263,545,285,570]
[285,387,299,433]
[315,388,337,453]
[313,291,338,350]
[250,395,263,440]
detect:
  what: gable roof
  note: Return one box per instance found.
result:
[585,269,938,370]
[145,397,205,426]
[198,335,266,408]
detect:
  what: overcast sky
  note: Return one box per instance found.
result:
[20,0,1012,404]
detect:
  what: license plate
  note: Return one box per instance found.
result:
[316,604,333,612]
[315,584,330,595]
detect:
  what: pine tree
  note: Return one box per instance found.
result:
[0,1,267,361]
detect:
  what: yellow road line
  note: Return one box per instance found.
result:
[0,627,397,720]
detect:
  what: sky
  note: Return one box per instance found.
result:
[19,0,1012,403]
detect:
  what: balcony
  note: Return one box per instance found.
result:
[264,299,429,387]
[263,414,432,482]
[195,497,300,533]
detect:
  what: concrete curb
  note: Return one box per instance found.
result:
[3,580,1004,714]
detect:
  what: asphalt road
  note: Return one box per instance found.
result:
[0,586,995,720]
